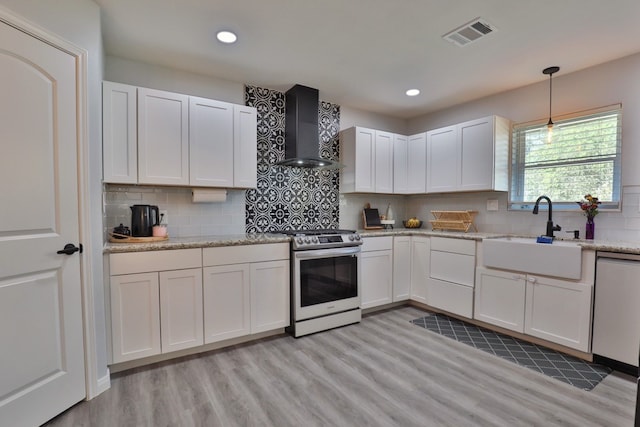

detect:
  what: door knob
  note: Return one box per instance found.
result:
[57,243,82,255]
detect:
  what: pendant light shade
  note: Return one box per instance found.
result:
[543,66,559,141]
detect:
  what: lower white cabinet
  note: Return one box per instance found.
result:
[410,236,430,304]
[361,236,393,309]
[392,236,411,301]
[427,237,476,318]
[202,243,290,344]
[109,248,203,363]
[475,250,595,353]
[159,268,204,353]
[110,272,161,363]
[203,264,251,343]
[524,275,593,352]
[250,260,290,333]
[474,267,526,333]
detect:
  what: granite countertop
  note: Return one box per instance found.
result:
[105,233,291,253]
[104,228,640,255]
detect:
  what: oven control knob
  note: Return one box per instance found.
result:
[349,235,355,241]
[355,234,361,241]
[312,236,318,243]
[296,237,303,245]
[304,237,311,244]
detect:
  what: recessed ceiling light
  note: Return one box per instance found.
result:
[406,89,420,97]
[216,30,237,44]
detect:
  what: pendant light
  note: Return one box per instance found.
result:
[543,66,559,142]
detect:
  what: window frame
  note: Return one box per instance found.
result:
[508,104,622,212]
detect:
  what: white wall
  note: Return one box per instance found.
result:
[0,0,108,389]
[106,55,245,104]
[340,105,408,134]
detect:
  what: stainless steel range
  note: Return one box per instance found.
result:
[281,229,362,337]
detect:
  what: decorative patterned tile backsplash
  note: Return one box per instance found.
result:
[244,85,340,232]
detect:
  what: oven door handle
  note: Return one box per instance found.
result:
[294,246,361,259]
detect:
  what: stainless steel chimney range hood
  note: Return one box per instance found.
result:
[276,84,341,169]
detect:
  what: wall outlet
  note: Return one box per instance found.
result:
[487,199,499,211]
[160,210,168,225]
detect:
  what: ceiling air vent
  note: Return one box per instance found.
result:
[443,17,497,47]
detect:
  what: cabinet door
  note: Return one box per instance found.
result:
[393,236,411,301]
[524,275,593,352]
[474,267,526,332]
[393,134,408,194]
[459,117,494,191]
[361,250,393,308]
[189,96,234,187]
[159,268,204,353]
[102,81,137,184]
[410,236,430,304]
[234,105,258,188]
[251,260,290,333]
[138,88,189,185]
[375,130,394,193]
[426,125,458,192]
[355,127,376,192]
[407,132,427,194]
[110,272,160,363]
[203,264,251,343]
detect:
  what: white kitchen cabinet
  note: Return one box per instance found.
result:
[474,267,526,333]
[233,105,258,188]
[102,81,256,189]
[189,96,234,187]
[110,272,161,363]
[410,236,430,304]
[203,264,251,343]
[392,236,411,301]
[109,249,203,363]
[159,268,204,353]
[103,81,137,184]
[427,237,476,318]
[340,126,394,193]
[524,275,593,352]
[426,125,458,193]
[477,248,595,352]
[394,133,427,194]
[138,87,190,185]
[361,236,393,308]
[426,116,509,193]
[202,243,290,342]
[250,260,290,333]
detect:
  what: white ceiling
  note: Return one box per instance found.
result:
[96,0,640,119]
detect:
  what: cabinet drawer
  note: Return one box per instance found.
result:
[203,243,289,266]
[427,278,474,318]
[362,236,393,252]
[110,248,202,275]
[430,250,475,287]
[430,237,475,255]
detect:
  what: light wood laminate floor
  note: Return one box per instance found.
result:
[46,306,636,427]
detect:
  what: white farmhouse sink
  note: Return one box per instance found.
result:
[482,237,582,279]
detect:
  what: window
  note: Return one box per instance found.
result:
[509,105,622,211]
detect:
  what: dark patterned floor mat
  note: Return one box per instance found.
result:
[412,313,611,390]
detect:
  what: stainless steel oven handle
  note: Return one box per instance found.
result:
[294,246,361,260]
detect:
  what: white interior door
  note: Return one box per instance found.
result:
[0,21,85,427]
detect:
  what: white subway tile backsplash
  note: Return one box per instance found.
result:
[103,184,246,238]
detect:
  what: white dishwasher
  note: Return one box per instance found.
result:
[593,252,640,373]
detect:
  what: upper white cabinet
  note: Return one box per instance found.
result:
[102,81,137,184]
[427,115,510,193]
[102,81,257,188]
[394,133,427,194]
[340,127,394,193]
[138,87,190,185]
